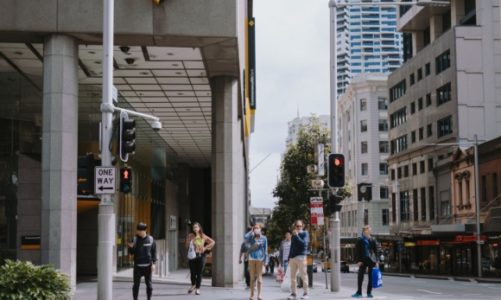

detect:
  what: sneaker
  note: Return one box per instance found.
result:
[301,293,309,299]
[367,293,374,298]
[287,293,297,300]
[195,289,200,295]
[351,293,363,298]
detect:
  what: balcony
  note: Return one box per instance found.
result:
[397,1,451,32]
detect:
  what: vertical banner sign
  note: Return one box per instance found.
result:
[248,17,256,110]
[318,144,325,177]
[310,197,324,226]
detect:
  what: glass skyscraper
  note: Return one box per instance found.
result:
[336,0,403,95]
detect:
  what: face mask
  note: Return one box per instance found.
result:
[254,229,261,235]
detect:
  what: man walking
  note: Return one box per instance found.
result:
[128,222,157,300]
[352,225,380,298]
[279,231,292,273]
[287,220,309,300]
[239,237,251,289]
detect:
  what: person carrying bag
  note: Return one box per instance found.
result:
[351,225,381,299]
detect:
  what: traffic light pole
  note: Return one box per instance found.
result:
[98,0,115,299]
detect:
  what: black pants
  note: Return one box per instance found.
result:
[357,259,374,295]
[133,265,152,300]
[189,255,206,289]
[244,260,250,287]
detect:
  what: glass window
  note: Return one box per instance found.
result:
[400,191,410,222]
[380,186,389,199]
[382,209,389,226]
[417,68,423,81]
[418,98,423,110]
[413,189,419,221]
[378,97,388,110]
[361,141,368,154]
[410,73,415,86]
[425,63,431,76]
[436,50,451,74]
[361,120,368,132]
[426,93,432,107]
[360,98,367,111]
[361,163,369,176]
[411,131,416,143]
[379,119,388,132]
[391,169,395,180]
[437,115,453,137]
[427,124,433,137]
[410,102,416,114]
[380,163,388,175]
[404,165,409,178]
[379,141,389,153]
[421,187,427,221]
[412,163,417,175]
[420,161,426,174]
[429,186,435,220]
[390,80,406,103]
[419,127,424,140]
[390,107,407,128]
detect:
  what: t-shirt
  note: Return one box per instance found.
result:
[282,241,291,262]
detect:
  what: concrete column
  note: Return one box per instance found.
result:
[430,15,443,42]
[451,0,465,26]
[211,76,244,287]
[41,34,78,290]
[412,31,424,55]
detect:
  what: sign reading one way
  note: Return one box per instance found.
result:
[95,167,116,194]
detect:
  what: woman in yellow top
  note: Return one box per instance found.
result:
[185,222,215,295]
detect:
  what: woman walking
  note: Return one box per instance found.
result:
[245,223,268,300]
[185,222,215,295]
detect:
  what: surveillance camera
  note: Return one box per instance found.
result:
[120,46,130,53]
[125,58,135,65]
[151,120,162,132]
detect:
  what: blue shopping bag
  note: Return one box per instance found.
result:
[372,267,383,288]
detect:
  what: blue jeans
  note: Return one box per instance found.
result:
[283,260,289,273]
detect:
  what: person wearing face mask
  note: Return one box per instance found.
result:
[185,222,215,295]
[287,220,310,300]
[244,223,268,300]
[352,225,381,299]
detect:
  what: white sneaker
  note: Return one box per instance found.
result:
[287,293,297,300]
[301,293,309,299]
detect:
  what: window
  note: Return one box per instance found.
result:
[380,186,389,199]
[379,141,389,153]
[391,135,408,154]
[436,50,451,74]
[390,80,406,103]
[427,124,433,137]
[361,163,369,176]
[400,191,410,222]
[378,97,388,110]
[411,131,416,143]
[380,163,388,175]
[419,127,424,140]
[423,27,430,46]
[410,102,416,114]
[379,119,388,132]
[364,209,369,226]
[361,141,368,153]
[390,107,407,128]
[437,116,453,137]
[417,68,423,81]
[412,163,417,175]
[421,187,427,221]
[361,120,368,132]
[428,158,434,172]
[410,73,415,85]
[420,161,425,174]
[404,165,409,178]
[426,93,432,107]
[391,193,396,222]
[425,63,431,76]
[360,98,367,111]
[418,98,423,110]
[461,0,476,25]
[442,11,451,31]
[429,186,435,220]
[397,167,402,179]
[391,169,395,180]
[382,209,389,226]
[458,180,464,206]
[413,189,419,221]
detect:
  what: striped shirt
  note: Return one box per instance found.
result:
[282,240,291,262]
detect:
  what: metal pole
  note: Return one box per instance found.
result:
[320,189,328,289]
[328,0,340,292]
[98,0,115,299]
[474,134,482,277]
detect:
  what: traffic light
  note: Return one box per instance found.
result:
[77,154,97,195]
[119,112,136,162]
[328,153,345,188]
[120,167,132,193]
[328,194,344,214]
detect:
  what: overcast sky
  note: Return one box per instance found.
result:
[249,0,331,209]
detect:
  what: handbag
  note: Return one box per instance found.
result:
[187,240,196,260]
[372,267,383,289]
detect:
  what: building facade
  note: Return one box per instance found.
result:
[286,115,329,148]
[0,0,256,289]
[337,74,390,260]
[387,0,501,276]
[336,0,403,95]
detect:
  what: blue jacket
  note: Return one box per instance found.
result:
[289,231,309,259]
[244,232,268,263]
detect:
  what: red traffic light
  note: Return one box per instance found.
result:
[334,158,342,166]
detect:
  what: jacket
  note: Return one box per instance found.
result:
[244,232,268,263]
[289,231,309,259]
[354,235,380,264]
[129,235,157,267]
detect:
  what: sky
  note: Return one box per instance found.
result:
[249,0,331,209]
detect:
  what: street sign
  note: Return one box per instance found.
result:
[310,197,324,226]
[94,167,116,194]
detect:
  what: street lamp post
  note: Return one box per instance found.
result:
[473,134,482,278]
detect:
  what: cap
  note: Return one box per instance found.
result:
[137,222,148,231]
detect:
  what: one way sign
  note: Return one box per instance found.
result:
[95,167,116,194]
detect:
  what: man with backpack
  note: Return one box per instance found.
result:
[128,222,157,300]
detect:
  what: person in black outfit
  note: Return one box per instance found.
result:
[128,222,157,300]
[239,239,251,289]
[352,225,380,299]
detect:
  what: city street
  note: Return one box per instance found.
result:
[75,271,501,300]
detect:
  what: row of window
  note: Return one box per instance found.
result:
[360,97,389,111]
[389,80,406,102]
[360,119,389,133]
[361,139,389,155]
[392,186,435,223]
[390,158,434,181]
[341,208,390,228]
[390,135,408,154]
[409,62,431,86]
[359,162,388,176]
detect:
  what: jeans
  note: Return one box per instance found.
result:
[133,265,152,300]
[289,257,308,294]
[356,259,374,295]
[189,255,206,289]
[283,260,289,273]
